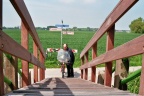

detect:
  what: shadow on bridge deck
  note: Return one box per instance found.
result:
[5,77,137,96]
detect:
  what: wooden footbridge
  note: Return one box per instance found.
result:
[0,0,143,96]
[6,78,137,96]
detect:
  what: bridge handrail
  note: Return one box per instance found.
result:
[80,35,144,69]
[0,30,45,69]
[80,0,138,58]
[10,0,46,58]
[79,0,144,95]
[0,0,45,95]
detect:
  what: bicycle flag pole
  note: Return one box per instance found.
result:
[61,20,63,48]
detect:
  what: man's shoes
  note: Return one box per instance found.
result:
[67,75,74,78]
[70,75,74,77]
[67,76,70,78]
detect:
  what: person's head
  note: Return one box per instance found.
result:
[63,44,68,51]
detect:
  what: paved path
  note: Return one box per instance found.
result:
[44,66,141,86]
[18,66,141,88]
[45,66,141,78]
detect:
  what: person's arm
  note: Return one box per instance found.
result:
[72,51,75,62]
[70,49,75,63]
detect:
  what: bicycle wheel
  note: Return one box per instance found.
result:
[61,65,64,78]
[62,72,64,78]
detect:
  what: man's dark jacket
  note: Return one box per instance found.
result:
[67,48,75,64]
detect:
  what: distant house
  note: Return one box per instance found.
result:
[49,28,62,31]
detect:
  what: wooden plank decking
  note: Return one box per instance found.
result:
[6,78,137,96]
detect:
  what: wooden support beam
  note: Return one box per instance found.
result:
[97,70,105,85]
[139,54,144,95]
[84,52,88,80]
[105,25,115,87]
[14,57,18,89]
[4,55,18,91]
[84,69,88,80]
[0,0,1,41]
[28,71,31,85]
[91,67,96,82]
[39,52,45,80]
[85,52,89,63]
[81,57,84,79]
[0,0,4,95]
[81,70,83,79]
[21,22,29,87]
[81,57,85,65]
[91,43,97,82]
[33,42,38,83]
[0,51,4,96]
[114,59,129,90]
[92,43,97,59]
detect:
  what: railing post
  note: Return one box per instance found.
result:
[91,43,97,82]
[139,54,144,95]
[21,22,29,87]
[33,41,38,83]
[13,57,18,89]
[0,51,4,95]
[114,59,129,90]
[105,25,115,86]
[0,0,4,95]
[0,0,2,30]
[81,57,84,79]
[4,55,18,92]
[39,52,45,80]
[84,52,88,80]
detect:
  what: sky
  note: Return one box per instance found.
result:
[3,0,144,30]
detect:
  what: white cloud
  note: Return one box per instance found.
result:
[59,0,75,4]
[58,0,97,4]
[83,0,97,4]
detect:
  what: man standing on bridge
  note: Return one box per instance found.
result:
[63,44,75,77]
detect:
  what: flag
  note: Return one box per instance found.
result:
[62,20,63,24]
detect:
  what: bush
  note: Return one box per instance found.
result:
[127,75,140,94]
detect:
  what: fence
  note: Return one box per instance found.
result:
[0,0,46,95]
[80,0,144,95]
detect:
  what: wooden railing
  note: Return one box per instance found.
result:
[80,0,144,95]
[0,0,46,95]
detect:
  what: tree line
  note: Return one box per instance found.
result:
[3,17,144,33]
[47,26,98,31]
[3,26,98,31]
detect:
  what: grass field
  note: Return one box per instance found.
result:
[3,29,142,68]
[3,29,142,94]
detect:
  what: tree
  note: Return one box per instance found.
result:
[2,26,6,29]
[73,26,77,31]
[47,26,57,30]
[87,27,91,31]
[129,17,144,33]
